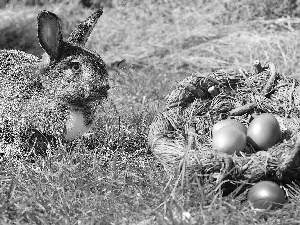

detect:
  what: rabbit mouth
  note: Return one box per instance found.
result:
[67,95,107,108]
[67,99,92,108]
[88,93,108,101]
[65,85,109,107]
[86,86,109,101]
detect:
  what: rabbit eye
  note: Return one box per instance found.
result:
[70,61,81,73]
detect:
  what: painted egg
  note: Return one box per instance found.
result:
[65,110,89,141]
[247,181,286,210]
[212,125,246,155]
[247,113,281,151]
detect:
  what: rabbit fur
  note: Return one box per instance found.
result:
[0,9,109,154]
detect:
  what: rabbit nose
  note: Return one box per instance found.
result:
[100,84,109,96]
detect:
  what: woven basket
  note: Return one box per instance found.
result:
[148,61,300,190]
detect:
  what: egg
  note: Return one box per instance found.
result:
[247,181,286,210]
[247,113,281,151]
[65,110,89,141]
[212,119,247,136]
[212,125,246,155]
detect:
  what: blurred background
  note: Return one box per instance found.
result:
[0,0,113,56]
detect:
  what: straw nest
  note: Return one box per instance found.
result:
[148,61,300,189]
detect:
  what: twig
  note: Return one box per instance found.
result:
[287,78,296,117]
[179,126,196,191]
[261,62,277,95]
[274,83,291,89]
[229,102,257,116]
[113,116,121,180]
[167,101,187,109]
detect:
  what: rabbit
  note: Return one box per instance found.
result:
[0,8,109,157]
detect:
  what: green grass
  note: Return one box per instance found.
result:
[1,0,300,224]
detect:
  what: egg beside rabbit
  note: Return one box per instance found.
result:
[65,109,89,141]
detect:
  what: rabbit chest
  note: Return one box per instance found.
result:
[65,109,90,141]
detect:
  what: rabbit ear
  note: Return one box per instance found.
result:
[67,8,103,46]
[37,11,63,61]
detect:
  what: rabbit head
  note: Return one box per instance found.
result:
[37,9,109,109]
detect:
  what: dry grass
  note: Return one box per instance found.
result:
[1,0,300,224]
